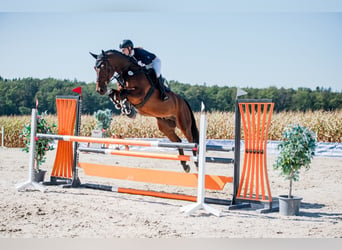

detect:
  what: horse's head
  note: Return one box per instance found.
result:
[90,50,115,95]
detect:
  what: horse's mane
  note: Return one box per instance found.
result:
[105,49,126,57]
[103,49,138,66]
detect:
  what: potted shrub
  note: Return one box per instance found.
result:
[94,109,113,138]
[273,124,317,216]
[91,109,113,148]
[21,110,56,182]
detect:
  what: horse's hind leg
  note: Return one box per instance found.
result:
[156,118,191,173]
[192,149,198,171]
[175,106,200,171]
[177,148,190,173]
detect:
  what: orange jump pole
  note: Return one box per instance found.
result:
[78,147,191,162]
[80,183,199,202]
[117,188,197,202]
[78,162,232,190]
[80,183,230,205]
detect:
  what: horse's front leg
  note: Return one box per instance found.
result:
[108,88,136,118]
[108,89,122,109]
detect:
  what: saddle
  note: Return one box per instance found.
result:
[115,67,170,93]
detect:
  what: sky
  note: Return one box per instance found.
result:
[1,0,342,91]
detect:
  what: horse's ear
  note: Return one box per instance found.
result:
[89,52,98,59]
[101,50,107,59]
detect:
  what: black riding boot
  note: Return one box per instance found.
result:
[157,76,169,101]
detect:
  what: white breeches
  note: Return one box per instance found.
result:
[151,57,161,78]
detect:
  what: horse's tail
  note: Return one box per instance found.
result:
[184,99,199,144]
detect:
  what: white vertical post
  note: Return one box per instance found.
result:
[1,126,4,148]
[16,109,45,192]
[180,102,220,216]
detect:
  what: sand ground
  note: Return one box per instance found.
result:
[0,147,341,238]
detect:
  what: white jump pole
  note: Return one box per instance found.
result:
[180,103,221,217]
[16,108,45,192]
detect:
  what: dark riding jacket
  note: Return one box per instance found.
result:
[131,48,156,66]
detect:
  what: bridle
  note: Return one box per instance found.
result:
[95,52,137,90]
[94,57,115,88]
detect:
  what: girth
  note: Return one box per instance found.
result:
[132,84,155,109]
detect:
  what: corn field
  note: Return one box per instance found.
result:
[1,110,341,148]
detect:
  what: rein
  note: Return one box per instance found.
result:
[113,61,133,88]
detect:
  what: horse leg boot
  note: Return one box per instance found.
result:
[121,99,137,118]
[108,89,122,110]
[193,149,199,171]
[108,88,136,118]
[178,148,190,173]
[157,76,169,102]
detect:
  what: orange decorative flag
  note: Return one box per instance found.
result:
[72,86,82,96]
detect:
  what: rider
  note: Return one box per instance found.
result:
[119,39,169,101]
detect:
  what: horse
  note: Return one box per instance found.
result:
[90,49,199,172]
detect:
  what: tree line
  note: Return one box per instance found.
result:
[0,76,341,116]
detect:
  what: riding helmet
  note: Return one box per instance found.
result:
[119,39,134,49]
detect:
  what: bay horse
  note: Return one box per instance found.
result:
[90,49,199,172]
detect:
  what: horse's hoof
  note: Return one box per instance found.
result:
[183,164,191,173]
[127,108,137,119]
